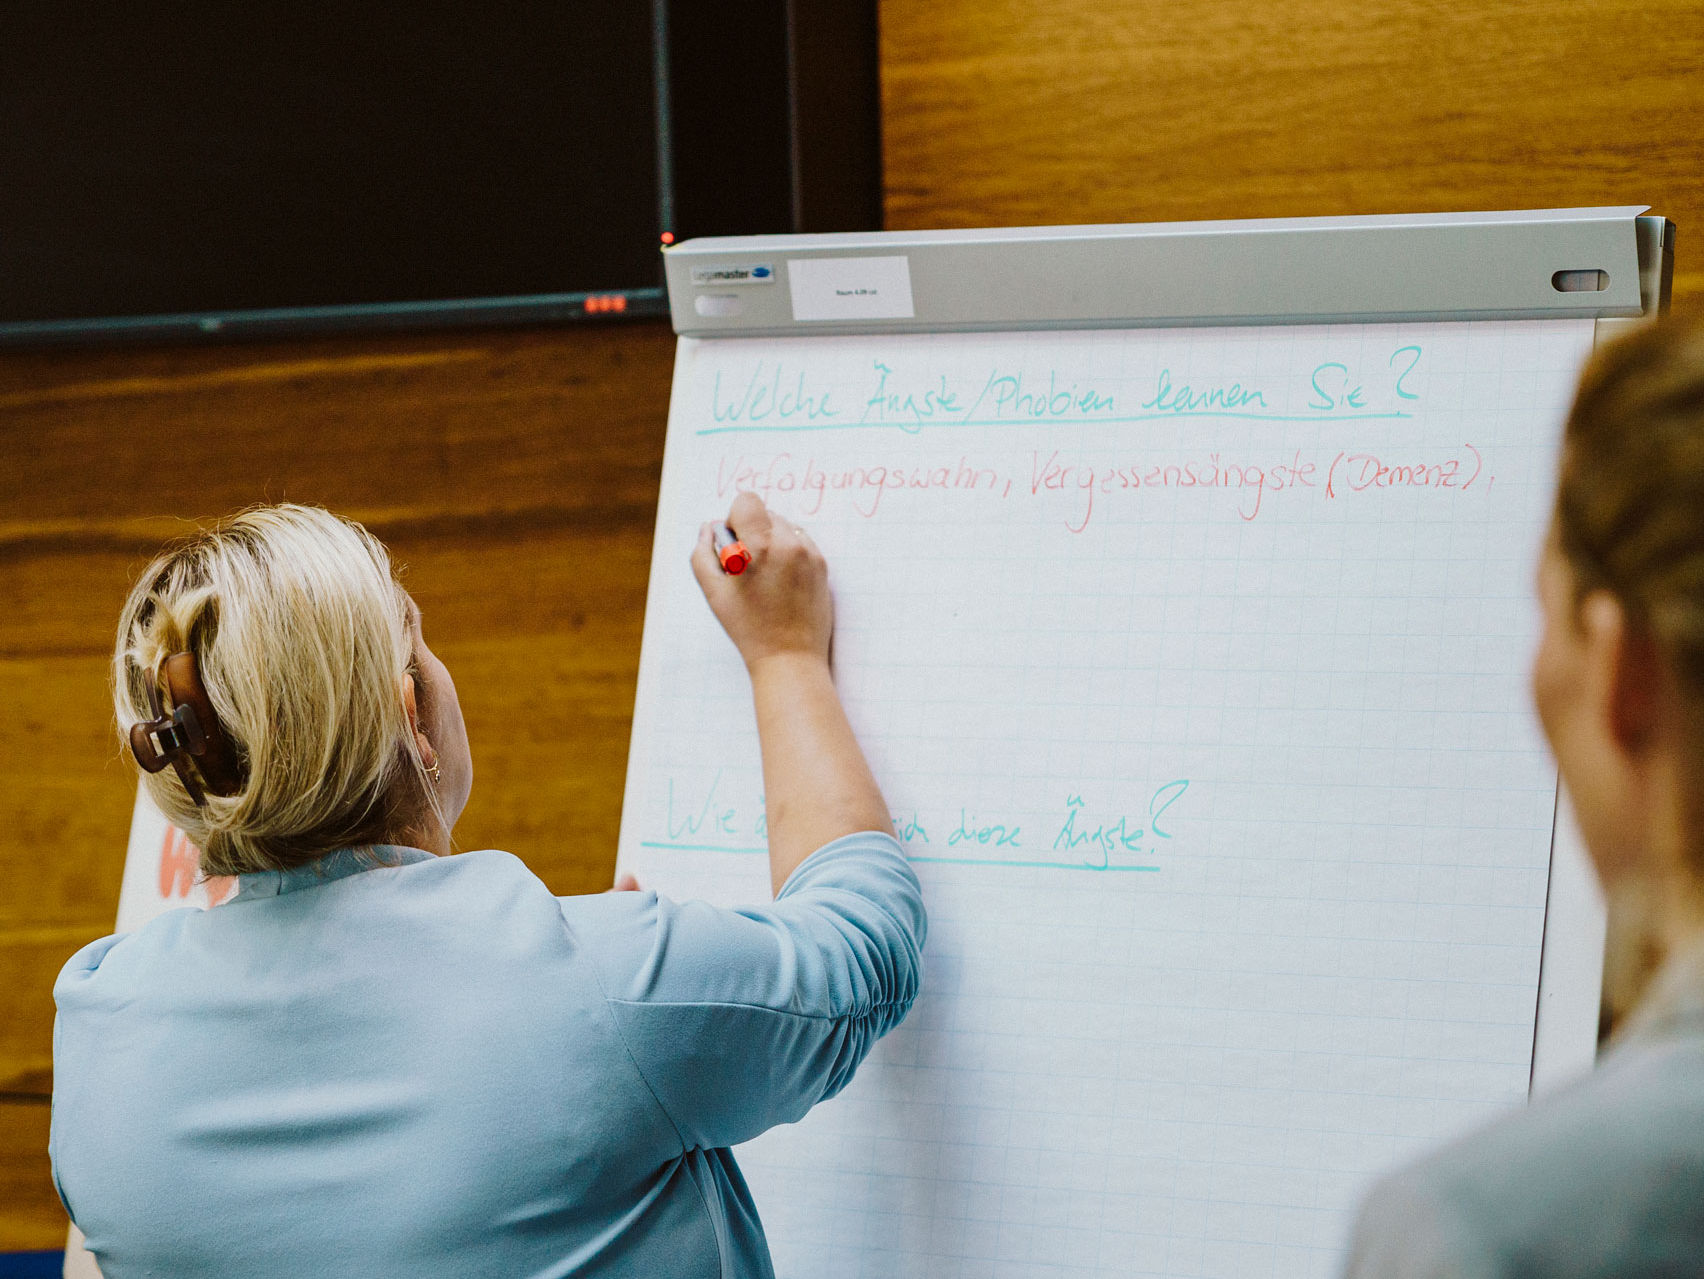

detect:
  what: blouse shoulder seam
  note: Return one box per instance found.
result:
[554,911,692,1154]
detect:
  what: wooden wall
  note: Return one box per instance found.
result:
[4,0,1701,1250]
[880,0,1704,298]
[0,327,677,1247]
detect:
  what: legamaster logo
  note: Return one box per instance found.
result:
[691,265,775,285]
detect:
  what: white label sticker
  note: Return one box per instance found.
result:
[787,255,915,322]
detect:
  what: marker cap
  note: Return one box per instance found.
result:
[712,523,751,575]
[718,542,751,574]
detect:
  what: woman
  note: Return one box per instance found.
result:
[1346,312,1704,1276]
[51,494,924,1278]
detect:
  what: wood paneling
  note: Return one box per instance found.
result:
[0,933,77,1096]
[0,1101,59,1252]
[881,0,1704,298]
[3,329,675,527]
[0,322,678,1247]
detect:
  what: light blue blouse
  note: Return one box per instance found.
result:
[1343,936,1704,1278]
[51,833,925,1278]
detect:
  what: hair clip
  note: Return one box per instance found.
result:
[128,651,245,806]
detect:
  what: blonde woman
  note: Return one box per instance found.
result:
[1346,313,1704,1275]
[51,494,924,1278]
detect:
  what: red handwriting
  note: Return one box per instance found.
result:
[715,444,1490,530]
[1031,450,1318,529]
[159,825,235,907]
[717,452,1010,518]
[1327,444,1483,497]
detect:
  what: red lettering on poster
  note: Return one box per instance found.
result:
[158,825,235,907]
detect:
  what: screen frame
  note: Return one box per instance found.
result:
[0,0,880,348]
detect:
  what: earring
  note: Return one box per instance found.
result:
[425,758,442,783]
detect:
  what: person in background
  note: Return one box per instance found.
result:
[1345,311,1704,1277]
[51,493,923,1278]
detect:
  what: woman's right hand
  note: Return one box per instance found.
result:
[690,492,886,893]
[690,493,833,672]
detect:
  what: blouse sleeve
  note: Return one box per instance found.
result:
[1341,1171,1497,1279]
[561,831,926,1152]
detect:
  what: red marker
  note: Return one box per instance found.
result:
[712,523,751,575]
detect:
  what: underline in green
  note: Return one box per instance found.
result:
[908,856,1160,871]
[638,841,1160,872]
[641,841,766,854]
[695,410,1411,437]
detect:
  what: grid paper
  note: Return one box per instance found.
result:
[617,319,1597,1279]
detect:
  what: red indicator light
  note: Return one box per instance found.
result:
[613,295,627,312]
[660,231,675,245]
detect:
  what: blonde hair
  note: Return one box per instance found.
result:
[114,505,430,876]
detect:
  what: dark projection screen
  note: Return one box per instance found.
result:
[0,1,660,326]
